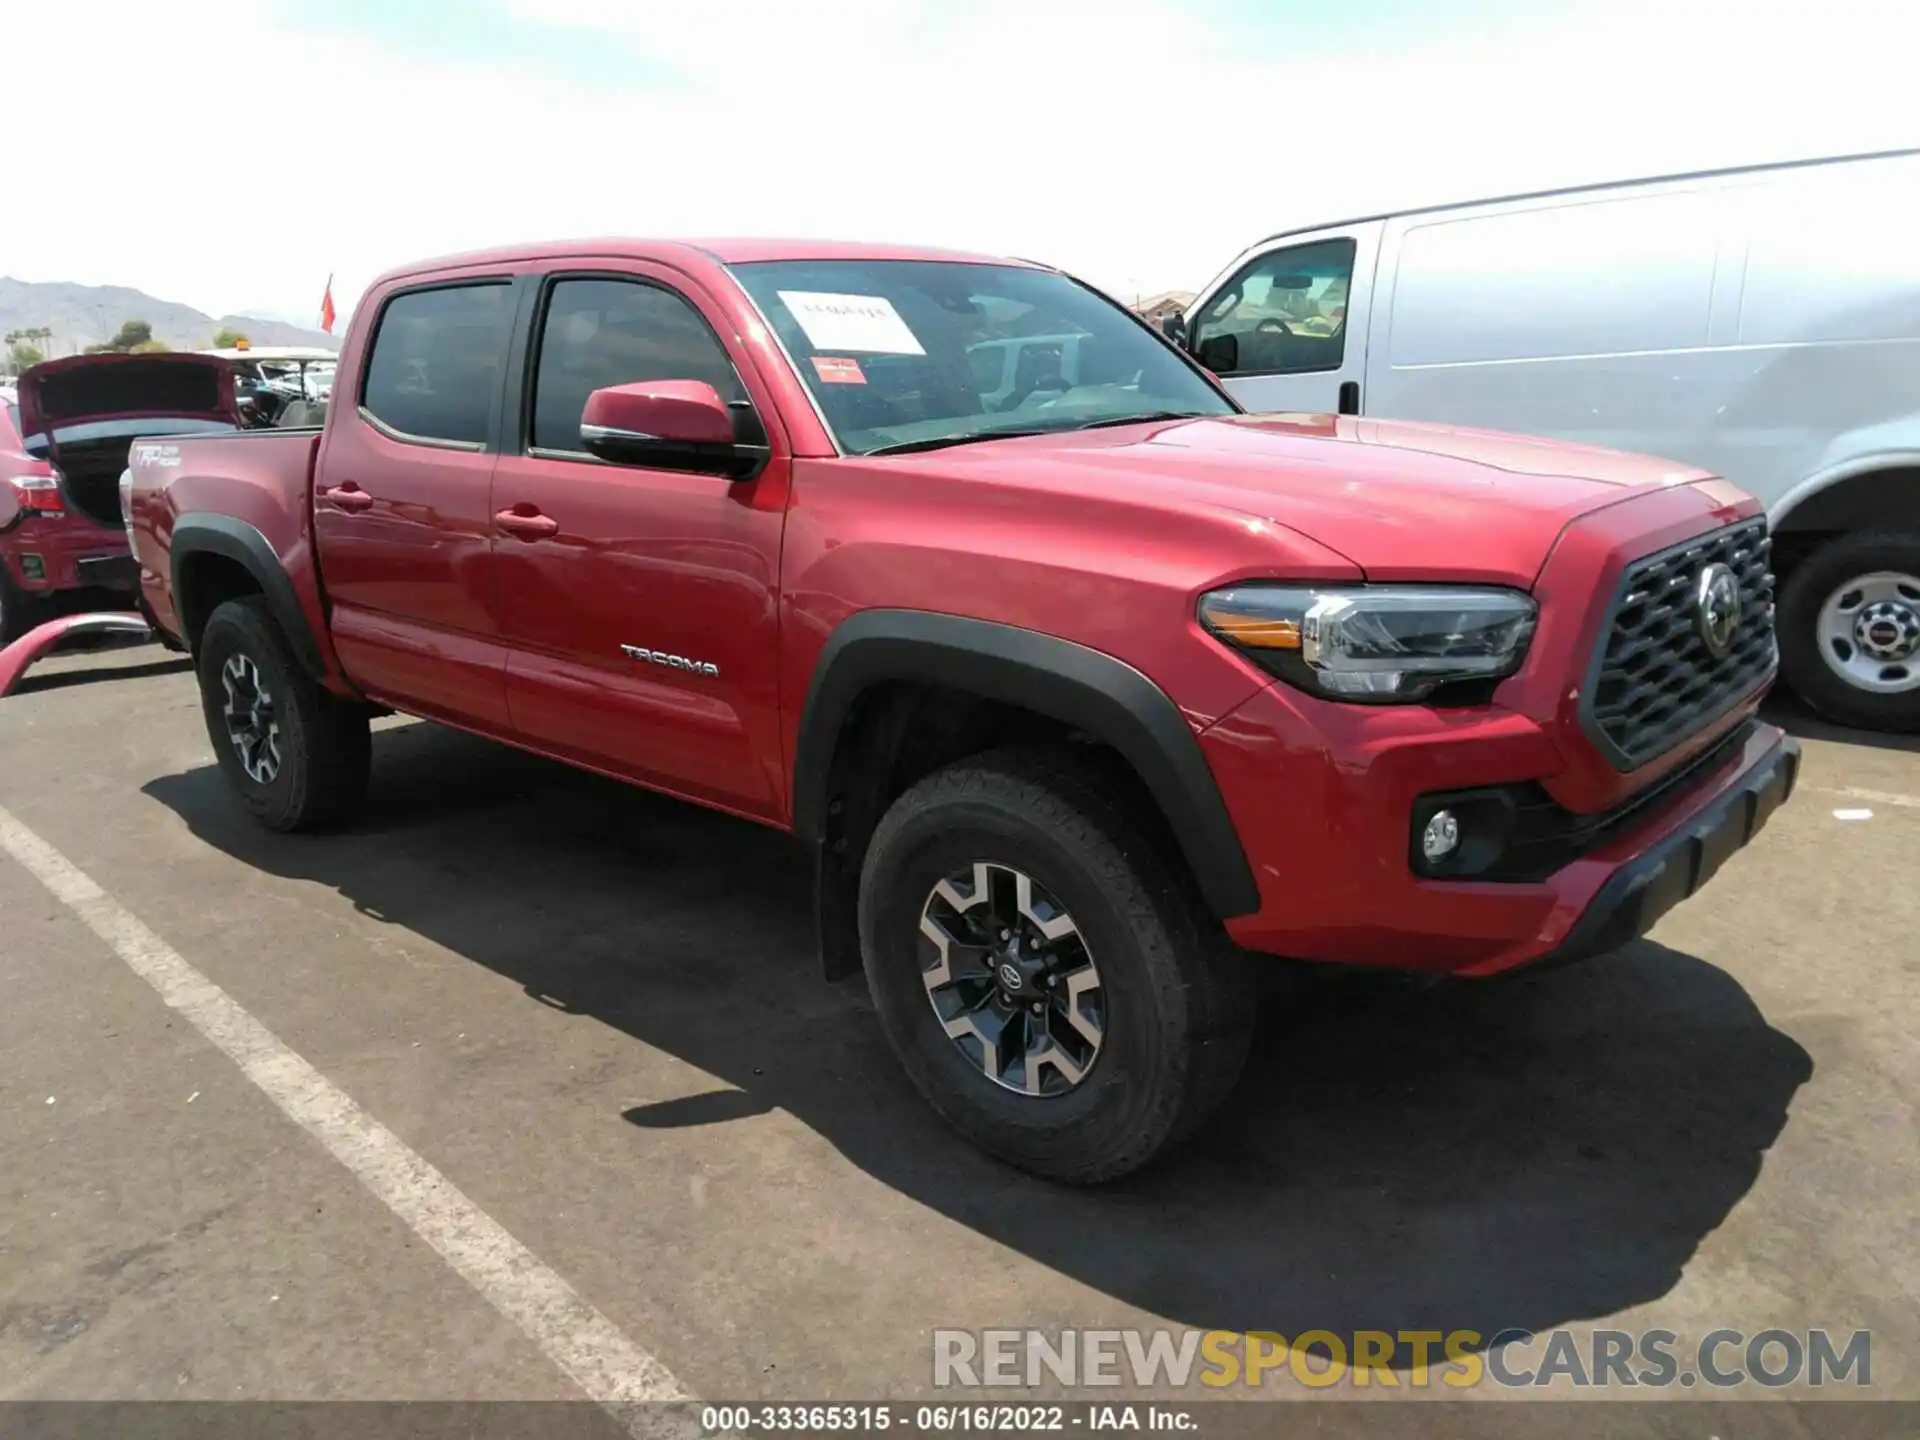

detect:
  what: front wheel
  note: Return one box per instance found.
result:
[196,596,371,830]
[857,748,1253,1184]
[1779,531,1920,732]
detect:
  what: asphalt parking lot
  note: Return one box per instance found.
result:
[3,641,1917,1428]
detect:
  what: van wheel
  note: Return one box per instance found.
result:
[857,747,1254,1184]
[196,596,371,830]
[1779,531,1920,733]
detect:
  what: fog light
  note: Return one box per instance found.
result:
[20,554,45,581]
[1421,808,1461,862]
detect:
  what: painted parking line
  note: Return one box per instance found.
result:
[1809,784,1920,810]
[0,801,698,1438]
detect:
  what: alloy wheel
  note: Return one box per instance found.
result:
[221,653,283,784]
[918,861,1104,1096]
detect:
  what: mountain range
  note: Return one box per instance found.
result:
[1,277,339,356]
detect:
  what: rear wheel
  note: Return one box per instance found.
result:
[196,596,371,830]
[858,748,1253,1183]
[1779,531,1920,732]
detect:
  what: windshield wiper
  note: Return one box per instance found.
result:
[1069,411,1215,431]
[862,412,1215,457]
[864,428,1057,457]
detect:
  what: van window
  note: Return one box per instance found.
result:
[1191,238,1355,377]
[361,283,513,446]
[1387,193,1716,367]
[530,278,745,453]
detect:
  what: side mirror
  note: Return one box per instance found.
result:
[0,478,21,535]
[1160,313,1188,347]
[580,380,766,479]
[1195,332,1238,375]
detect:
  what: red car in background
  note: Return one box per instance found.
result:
[1,353,240,642]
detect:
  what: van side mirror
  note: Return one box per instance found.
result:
[580,380,767,479]
[1160,313,1187,346]
[1194,332,1238,375]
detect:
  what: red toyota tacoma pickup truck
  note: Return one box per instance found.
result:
[127,239,1798,1181]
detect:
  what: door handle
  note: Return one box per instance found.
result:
[495,506,560,540]
[322,483,374,513]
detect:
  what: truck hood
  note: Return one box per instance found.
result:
[913,412,1718,586]
[15,353,239,459]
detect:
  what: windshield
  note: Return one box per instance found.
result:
[730,260,1235,456]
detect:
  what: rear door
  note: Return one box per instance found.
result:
[489,266,789,819]
[312,274,518,728]
[1186,223,1381,415]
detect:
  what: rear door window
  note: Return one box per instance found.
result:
[361,283,514,446]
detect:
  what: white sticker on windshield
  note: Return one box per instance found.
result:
[777,291,925,355]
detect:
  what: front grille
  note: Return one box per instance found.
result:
[1583,518,1776,771]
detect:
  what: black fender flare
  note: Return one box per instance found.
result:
[169,513,327,682]
[792,610,1260,920]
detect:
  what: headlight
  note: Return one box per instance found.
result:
[1199,584,1537,703]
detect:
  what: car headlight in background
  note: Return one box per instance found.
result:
[1199,584,1537,703]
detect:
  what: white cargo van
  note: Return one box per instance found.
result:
[1179,148,1920,731]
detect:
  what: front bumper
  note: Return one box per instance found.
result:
[1200,680,1796,975]
[1524,734,1798,969]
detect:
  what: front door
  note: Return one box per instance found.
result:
[1188,224,1380,416]
[313,276,518,728]
[491,270,788,820]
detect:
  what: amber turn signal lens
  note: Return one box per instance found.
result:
[1197,598,1302,650]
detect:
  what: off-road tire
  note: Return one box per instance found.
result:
[1778,530,1920,733]
[197,596,371,830]
[858,746,1254,1184]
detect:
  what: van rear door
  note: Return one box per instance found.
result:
[1184,221,1381,417]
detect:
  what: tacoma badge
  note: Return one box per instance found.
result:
[621,644,719,678]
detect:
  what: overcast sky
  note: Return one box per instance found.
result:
[7,0,1914,327]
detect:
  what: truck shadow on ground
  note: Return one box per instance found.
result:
[144,720,1813,1363]
[14,655,193,696]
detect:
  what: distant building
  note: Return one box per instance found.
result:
[1130,290,1196,327]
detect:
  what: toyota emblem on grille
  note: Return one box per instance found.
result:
[1695,562,1741,656]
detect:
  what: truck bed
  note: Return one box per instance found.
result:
[126,426,336,676]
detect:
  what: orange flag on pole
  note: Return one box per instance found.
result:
[320,274,337,335]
